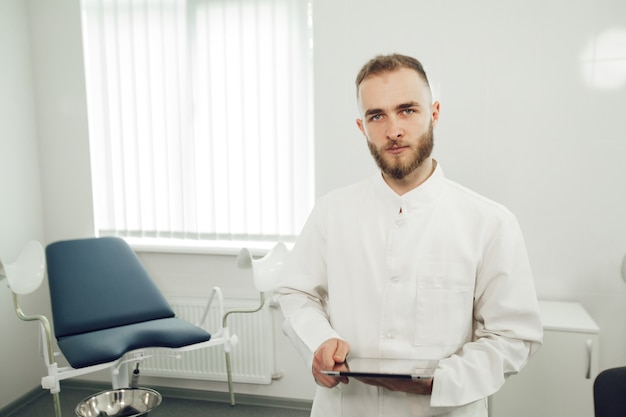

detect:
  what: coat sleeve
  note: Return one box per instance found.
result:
[430,213,543,408]
[277,202,343,370]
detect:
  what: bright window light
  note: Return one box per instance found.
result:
[80,0,314,248]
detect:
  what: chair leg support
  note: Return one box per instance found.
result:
[13,293,64,416]
[221,291,266,407]
[112,361,130,388]
[53,392,62,417]
[225,351,235,406]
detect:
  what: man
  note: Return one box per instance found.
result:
[278,54,543,417]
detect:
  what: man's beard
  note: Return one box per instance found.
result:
[367,123,434,180]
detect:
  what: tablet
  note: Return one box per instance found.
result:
[321,358,438,380]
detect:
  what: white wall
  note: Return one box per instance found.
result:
[3,0,626,409]
[0,0,47,410]
[27,0,95,242]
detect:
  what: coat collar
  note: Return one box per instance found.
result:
[371,160,446,215]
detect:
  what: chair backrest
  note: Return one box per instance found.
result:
[594,366,626,417]
[46,237,174,338]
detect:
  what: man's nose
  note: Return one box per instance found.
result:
[386,117,404,140]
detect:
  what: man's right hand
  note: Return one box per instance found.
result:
[312,338,351,388]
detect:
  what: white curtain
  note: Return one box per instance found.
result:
[80,0,313,243]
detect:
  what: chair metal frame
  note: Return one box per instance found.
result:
[222,242,289,405]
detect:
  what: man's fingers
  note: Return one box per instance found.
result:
[312,338,351,388]
[332,339,350,363]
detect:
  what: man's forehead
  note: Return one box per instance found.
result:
[358,69,431,110]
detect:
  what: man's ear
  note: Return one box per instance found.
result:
[356,118,366,136]
[431,101,441,126]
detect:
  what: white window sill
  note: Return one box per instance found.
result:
[125,237,293,257]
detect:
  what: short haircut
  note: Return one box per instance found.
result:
[355,54,430,97]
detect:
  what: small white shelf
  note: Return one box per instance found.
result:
[538,300,600,333]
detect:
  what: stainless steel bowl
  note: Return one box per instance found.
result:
[75,388,162,417]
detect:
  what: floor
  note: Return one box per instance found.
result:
[2,383,312,417]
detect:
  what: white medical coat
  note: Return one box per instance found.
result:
[278,164,543,417]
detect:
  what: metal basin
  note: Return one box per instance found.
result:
[75,388,162,417]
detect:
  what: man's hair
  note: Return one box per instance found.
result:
[355,54,430,97]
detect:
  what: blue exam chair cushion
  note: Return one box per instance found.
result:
[46,237,176,337]
[57,317,212,368]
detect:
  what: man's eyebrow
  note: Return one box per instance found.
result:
[364,101,421,118]
[364,108,383,118]
[395,101,421,111]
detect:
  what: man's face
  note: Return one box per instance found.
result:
[356,68,439,180]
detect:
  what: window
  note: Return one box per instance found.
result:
[80,0,314,251]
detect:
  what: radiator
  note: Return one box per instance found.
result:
[140,296,275,384]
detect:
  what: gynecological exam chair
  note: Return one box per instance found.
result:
[2,237,238,417]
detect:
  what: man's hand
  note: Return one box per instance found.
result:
[356,377,434,395]
[312,338,350,388]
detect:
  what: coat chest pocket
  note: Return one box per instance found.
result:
[414,273,472,347]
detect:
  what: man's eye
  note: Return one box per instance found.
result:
[402,108,415,115]
[370,114,383,121]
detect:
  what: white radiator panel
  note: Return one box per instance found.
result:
[140,296,275,384]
